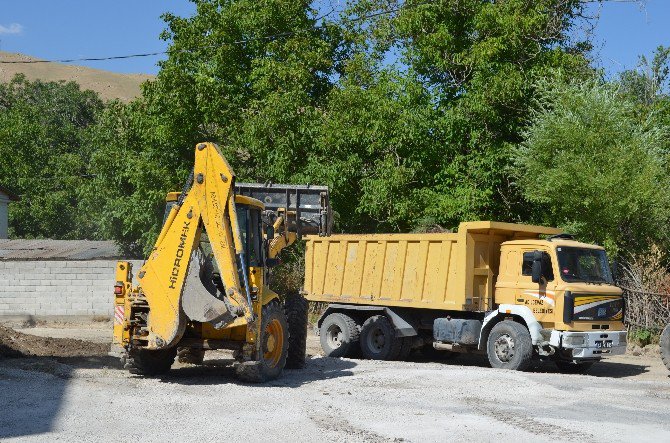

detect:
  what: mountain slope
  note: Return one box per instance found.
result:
[0,51,153,101]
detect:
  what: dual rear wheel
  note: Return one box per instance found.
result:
[320,313,413,361]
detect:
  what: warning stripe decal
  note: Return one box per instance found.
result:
[114,305,125,325]
[574,295,620,307]
[574,298,621,314]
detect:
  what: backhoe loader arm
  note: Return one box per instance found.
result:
[135,142,250,350]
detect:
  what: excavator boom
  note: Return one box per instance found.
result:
[135,142,250,349]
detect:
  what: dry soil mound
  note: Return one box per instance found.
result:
[0,325,108,358]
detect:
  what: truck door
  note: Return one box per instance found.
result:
[516,249,557,321]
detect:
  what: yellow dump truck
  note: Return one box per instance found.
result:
[304,221,627,373]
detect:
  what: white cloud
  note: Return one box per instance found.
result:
[0,23,23,35]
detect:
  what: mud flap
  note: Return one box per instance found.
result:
[181,252,241,329]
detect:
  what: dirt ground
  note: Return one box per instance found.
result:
[1,323,669,442]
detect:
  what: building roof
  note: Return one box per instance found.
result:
[0,185,20,201]
[0,239,127,260]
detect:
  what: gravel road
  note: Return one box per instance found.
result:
[1,325,669,442]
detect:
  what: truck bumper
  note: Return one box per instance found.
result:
[551,330,627,360]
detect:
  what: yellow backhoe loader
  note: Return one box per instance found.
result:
[112,142,331,381]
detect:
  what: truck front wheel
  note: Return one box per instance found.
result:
[486,320,533,371]
[320,313,360,358]
[661,324,670,371]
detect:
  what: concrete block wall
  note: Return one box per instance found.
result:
[0,260,143,318]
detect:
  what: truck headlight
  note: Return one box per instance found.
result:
[563,334,585,346]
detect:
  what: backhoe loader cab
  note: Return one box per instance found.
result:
[113,142,330,382]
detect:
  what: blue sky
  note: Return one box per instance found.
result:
[0,1,668,77]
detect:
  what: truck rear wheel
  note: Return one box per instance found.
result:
[661,324,670,371]
[125,347,177,376]
[236,300,289,383]
[360,315,403,361]
[284,293,309,369]
[320,313,360,358]
[486,320,533,371]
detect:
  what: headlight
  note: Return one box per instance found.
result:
[563,334,585,346]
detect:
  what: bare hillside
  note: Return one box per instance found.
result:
[0,51,153,101]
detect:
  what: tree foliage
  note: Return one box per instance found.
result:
[514,77,670,253]
[0,75,103,239]
[2,0,670,260]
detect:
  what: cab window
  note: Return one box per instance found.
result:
[237,205,263,267]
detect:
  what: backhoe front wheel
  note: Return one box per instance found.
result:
[125,347,177,376]
[236,300,289,383]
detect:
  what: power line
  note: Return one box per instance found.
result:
[0,1,432,65]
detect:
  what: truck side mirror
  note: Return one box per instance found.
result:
[531,250,544,284]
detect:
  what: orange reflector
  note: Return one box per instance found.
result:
[114,285,123,295]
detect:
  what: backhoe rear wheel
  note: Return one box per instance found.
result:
[284,293,309,369]
[661,324,670,371]
[236,300,289,383]
[125,347,177,376]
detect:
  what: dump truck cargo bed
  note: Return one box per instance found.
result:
[303,221,561,312]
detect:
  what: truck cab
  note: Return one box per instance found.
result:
[495,236,626,362]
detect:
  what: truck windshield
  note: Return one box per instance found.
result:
[556,247,613,284]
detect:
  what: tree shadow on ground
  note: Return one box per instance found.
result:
[0,353,123,440]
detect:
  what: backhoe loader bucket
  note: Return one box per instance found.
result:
[235,182,332,238]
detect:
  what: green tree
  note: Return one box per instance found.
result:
[86,0,343,253]
[514,77,670,254]
[0,74,103,239]
[323,0,593,231]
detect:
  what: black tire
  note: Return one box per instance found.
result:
[319,313,360,358]
[236,300,289,383]
[177,347,205,365]
[125,347,177,376]
[421,343,458,361]
[486,320,534,371]
[555,360,595,374]
[397,336,414,361]
[360,315,403,361]
[284,293,309,369]
[661,324,670,371]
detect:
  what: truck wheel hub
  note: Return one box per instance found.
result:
[369,328,385,350]
[326,324,343,349]
[494,334,515,362]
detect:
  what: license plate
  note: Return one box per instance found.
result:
[595,340,612,348]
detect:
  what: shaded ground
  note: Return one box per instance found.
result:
[1,323,669,442]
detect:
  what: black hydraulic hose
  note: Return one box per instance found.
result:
[177,170,194,206]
